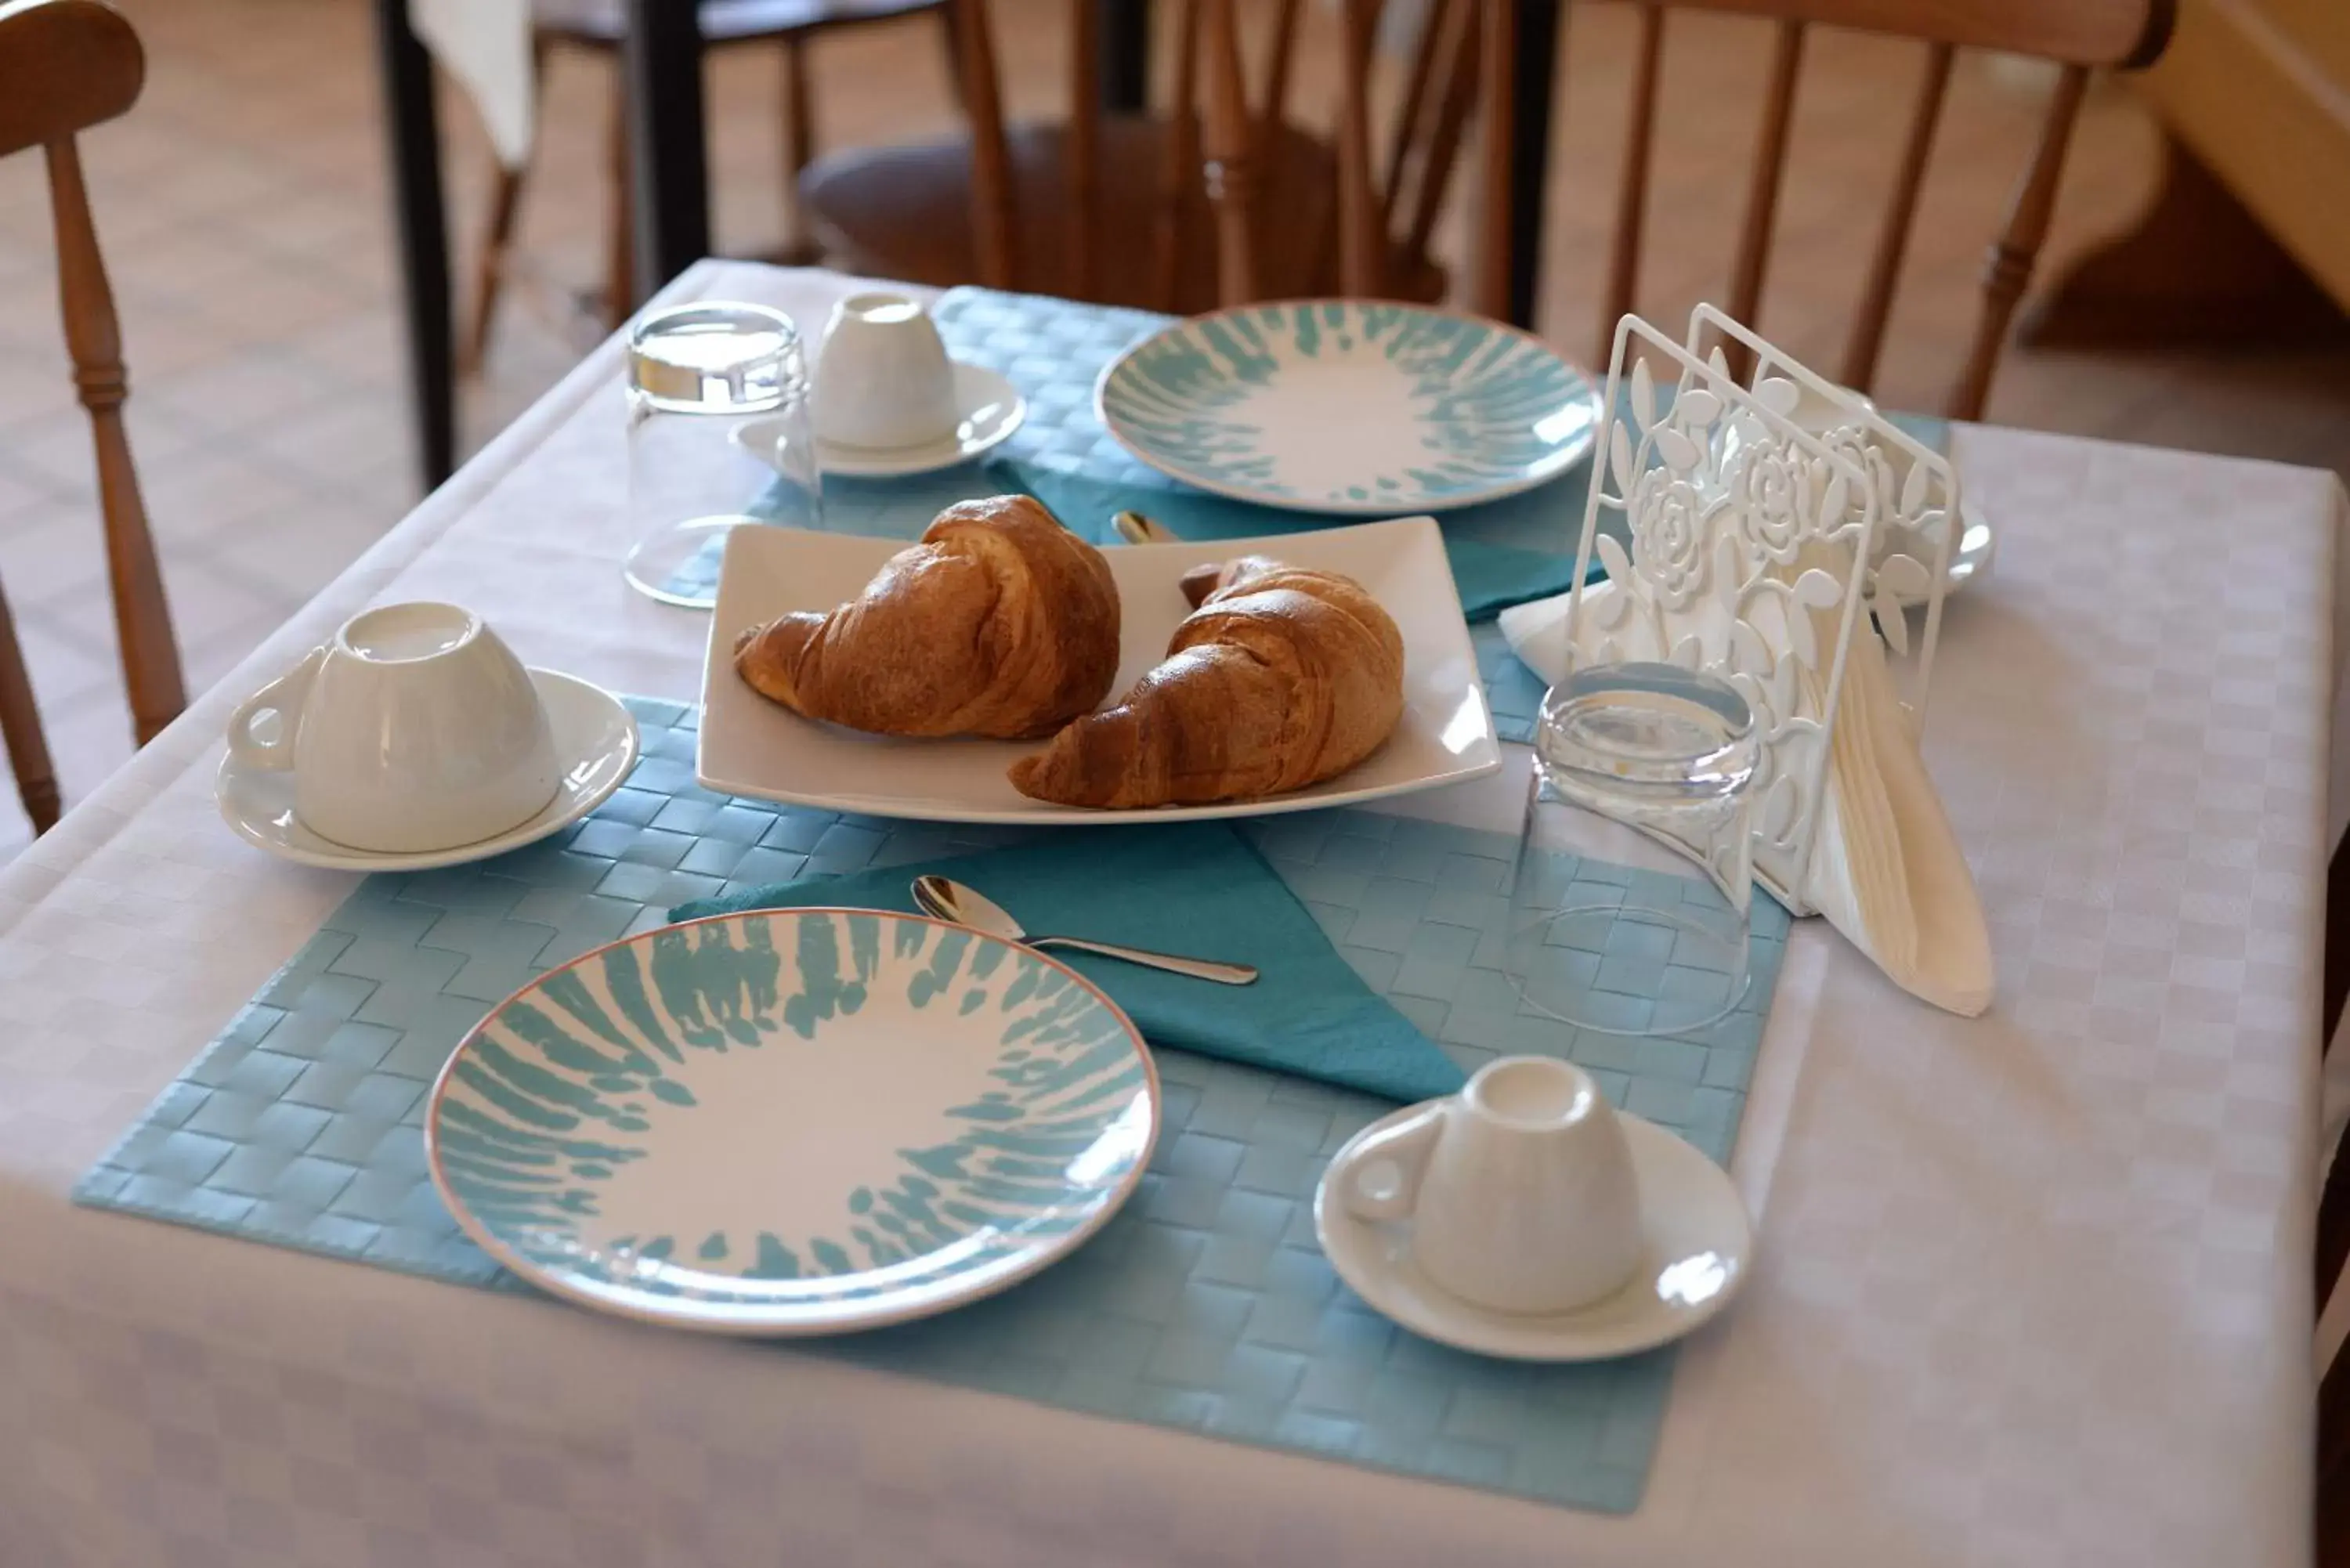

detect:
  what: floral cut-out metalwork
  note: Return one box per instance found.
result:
[1544,309,1961,915]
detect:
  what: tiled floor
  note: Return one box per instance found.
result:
[0,0,2345,861]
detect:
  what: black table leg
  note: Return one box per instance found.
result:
[623,0,711,302]
[374,0,454,491]
[1101,0,1150,114]
[1506,0,1561,332]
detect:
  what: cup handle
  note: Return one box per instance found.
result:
[1330,1102,1448,1222]
[225,648,324,772]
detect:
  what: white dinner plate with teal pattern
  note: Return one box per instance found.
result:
[1097,300,1602,514]
[425,909,1160,1335]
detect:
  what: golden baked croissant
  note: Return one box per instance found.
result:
[733,495,1119,740]
[1009,555,1404,807]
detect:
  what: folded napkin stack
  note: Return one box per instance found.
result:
[1500,582,1994,1017]
[672,821,1467,1104]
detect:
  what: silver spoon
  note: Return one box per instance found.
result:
[1112,509,1178,545]
[912,876,1259,986]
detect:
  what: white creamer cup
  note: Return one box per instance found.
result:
[812,291,959,450]
[225,602,561,854]
[1326,1056,1643,1314]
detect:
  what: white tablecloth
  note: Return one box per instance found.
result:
[1,263,2341,1568]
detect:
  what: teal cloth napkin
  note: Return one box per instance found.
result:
[991,458,1599,622]
[671,821,1466,1106]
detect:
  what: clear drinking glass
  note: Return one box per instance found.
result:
[1506,661,1758,1038]
[622,302,820,609]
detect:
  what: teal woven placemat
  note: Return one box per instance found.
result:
[78,699,1790,1515]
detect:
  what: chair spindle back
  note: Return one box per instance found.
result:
[946,0,1517,315]
[1586,0,2173,418]
[0,0,187,833]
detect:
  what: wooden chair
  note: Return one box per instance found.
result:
[2319,873,2350,1564]
[798,0,1518,316]
[0,0,186,836]
[462,0,952,374]
[1574,0,2175,419]
[2327,1247,2350,1566]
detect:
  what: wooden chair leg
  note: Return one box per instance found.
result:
[458,163,528,378]
[1947,63,2089,423]
[1470,0,1517,322]
[2327,840,2350,1053]
[1723,20,1805,383]
[1150,0,1202,312]
[936,0,967,113]
[606,66,637,327]
[777,33,822,266]
[2321,1133,2350,1318]
[1199,0,1259,304]
[0,581,61,836]
[48,137,183,744]
[2321,1345,2350,1568]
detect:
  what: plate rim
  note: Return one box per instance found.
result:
[1094,297,1603,515]
[424,904,1164,1337]
[214,669,641,873]
[693,515,1504,826]
[1312,1101,1752,1361]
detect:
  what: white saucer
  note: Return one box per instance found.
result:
[736,362,1027,480]
[1314,1102,1752,1361]
[216,669,640,873]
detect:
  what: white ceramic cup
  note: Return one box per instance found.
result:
[225,602,561,854]
[813,291,958,450]
[1329,1057,1643,1315]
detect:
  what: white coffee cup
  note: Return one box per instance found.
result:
[813,291,958,450]
[1328,1057,1643,1315]
[225,602,561,854]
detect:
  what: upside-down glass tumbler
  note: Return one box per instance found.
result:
[622,302,819,609]
[1506,661,1758,1038]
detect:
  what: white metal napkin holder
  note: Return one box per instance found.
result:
[1555,307,1963,916]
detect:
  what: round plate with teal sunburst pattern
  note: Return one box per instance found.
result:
[425,909,1159,1335]
[1096,300,1602,514]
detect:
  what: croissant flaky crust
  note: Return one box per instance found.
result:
[732,495,1120,740]
[1009,555,1405,807]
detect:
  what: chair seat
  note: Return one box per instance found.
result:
[801,115,1444,313]
[533,0,939,46]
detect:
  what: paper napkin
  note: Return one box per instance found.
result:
[671,821,1468,1103]
[1499,581,1994,1016]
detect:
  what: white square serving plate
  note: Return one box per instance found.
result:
[696,515,1502,825]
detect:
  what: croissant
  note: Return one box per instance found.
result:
[732,495,1120,740]
[1009,555,1404,807]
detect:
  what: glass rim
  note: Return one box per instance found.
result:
[1537,660,1757,804]
[627,300,800,350]
[627,302,804,404]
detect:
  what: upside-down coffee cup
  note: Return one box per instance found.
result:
[812,291,958,450]
[225,602,561,854]
[1325,1056,1643,1315]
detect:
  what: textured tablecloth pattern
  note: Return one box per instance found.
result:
[0,263,2337,1568]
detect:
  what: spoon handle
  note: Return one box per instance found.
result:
[1112,510,1178,545]
[1030,935,1258,986]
